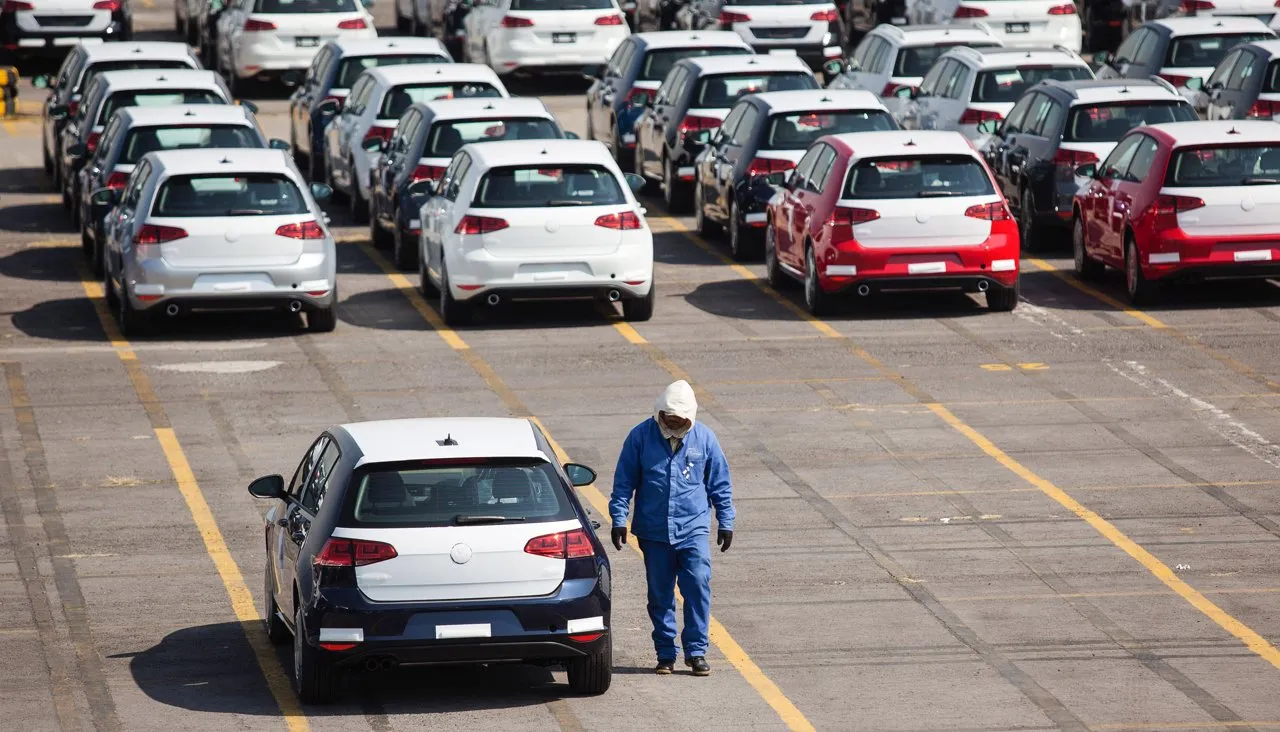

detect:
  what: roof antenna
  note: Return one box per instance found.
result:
[1228,125,1241,135]
[220,155,232,163]
[184,108,195,116]
[904,138,916,147]
[436,434,458,446]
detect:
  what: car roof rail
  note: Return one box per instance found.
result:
[1147,74,1179,94]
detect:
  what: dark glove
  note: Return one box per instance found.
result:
[611,527,627,550]
[717,529,733,553]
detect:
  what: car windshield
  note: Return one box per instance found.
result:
[152,174,309,217]
[121,125,261,164]
[472,164,626,208]
[1165,144,1280,187]
[1165,33,1272,68]
[510,0,613,8]
[425,117,561,156]
[80,60,193,93]
[896,43,999,78]
[254,0,359,12]
[1064,101,1196,142]
[762,109,897,149]
[971,66,1092,103]
[336,54,449,89]
[640,47,748,81]
[695,72,817,108]
[380,83,502,118]
[99,90,223,125]
[343,460,576,528]
[844,155,995,199]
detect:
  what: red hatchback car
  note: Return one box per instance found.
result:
[763,130,1021,314]
[1073,120,1280,304]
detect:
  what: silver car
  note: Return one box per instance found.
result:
[95,148,338,335]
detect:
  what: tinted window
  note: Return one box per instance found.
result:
[694,72,817,108]
[1063,101,1196,142]
[1267,60,1280,92]
[472,165,625,208]
[1125,135,1160,182]
[300,441,341,513]
[640,47,748,81]
[152,174,309,217]
[99,90,223,124]
[81,60,193,93]
[762,110,897,150]
[255,0,358,11]
[425,117,560,156]
[896,43,999,77]
[336,54,448,89]
[121,125,261,164]
[510,0,612,8]
[845,155,995,199]
[1165,33,1273,68]
[1165,144,1280,187]
[971,66,1092,103]
[380,83,502,117]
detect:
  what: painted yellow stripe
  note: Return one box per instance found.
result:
[1025,258,1168,329]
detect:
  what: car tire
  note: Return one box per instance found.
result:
[70,180,81,228]
[325,156,347,204]
[728,200,760,261]
[293,605,340,705]
[42,140,52,174]
[613,128,632,172]
[349,161,368,224]
[116,289,148,338]
[81,225,93,259]
[52,156,62,190]
[1073,216,1104,280]
[803,244,832,316]
[663,156,690,214]
[694,182,720,238]
[419,247,437,296]
[1125,236,1157,305]
[90,231,104,279]
[440,260,471,326]
[1019,188,1041,253]
[633,144,649,187]
[765,222,794,290]
[987,277,1019,312]
[566,635,612,695]
[371,206,392,249]
[393,218,418,270]
[622,282,655,322]
[103,263,119,310]
[307,130,323,182]
[264,563,291,645]
[308,301,337,333]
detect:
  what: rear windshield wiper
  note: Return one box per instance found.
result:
[1241,177,1280,186]
[226,208,269,215]
[545,199,593,206]
[917,190,962,197]
[454,514,526,525]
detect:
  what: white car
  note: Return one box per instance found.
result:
[908,0,1083,52]
[678,0,842,68]
[323,63,508,223]
[417,139,654,325]
[826,22,1002,119]
[908,45,1093,143]
[215,0,377,94]
[463,0,631,77]
[1206,0,1280,23]
[0,0,132,54]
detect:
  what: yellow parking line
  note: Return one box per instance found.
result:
[358,243,816,732]
[1025,258,1168,328]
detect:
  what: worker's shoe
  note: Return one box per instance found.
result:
[655,660,675,675]
[686,657,711,676]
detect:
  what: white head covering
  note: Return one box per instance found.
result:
[654,380,697,440]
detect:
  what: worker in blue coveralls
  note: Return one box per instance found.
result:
[609,380,735,677]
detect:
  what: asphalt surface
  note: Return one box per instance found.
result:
[4,4,1280,732]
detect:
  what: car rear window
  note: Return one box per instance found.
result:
[640,47,748,81]
[895,43,999,78]
[472,164,625,208]
[336,54,448,89]
[1164,144,1280,187]
[343,459,576,528]
[426,117,561,157]
[510,0,613,9]
[971,66,1092,103]
[844,155,994,199]
[99,90,223,125]
[1265,60,1280,92]
[695,72,817,108]
[762,109,897,150]
[1165,33,1272,68]
[255,0,358,12]
[380,82,502,118]
[1063,101,1196,142]
[152,174,309,217]
[121,125,261,164]
[80,60,193,93]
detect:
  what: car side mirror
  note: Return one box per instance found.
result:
[310,182,333,203]
[1074,162,1097,179]
[317,99,340,116]
[49,105,69,120]
[582,64,603,81]
[894,86,915,100]
[33,74,51,89]
[564,130,580,139]
[690,129,712,145]
[407,178,437,197]
[361,136,385,152]
[976,119,999,135]
[623,172,645,194]
[68,142,88,158]
[822,58,846,77]
[247,474,285,499]
[1094,51,1113,67]
[209,0,224,10]
[563,463,596,487]
[281,70,303,88]
[635,92,653,108]
[1185,77,1205,91]
[269,138,290,150]
[90,187,120,207]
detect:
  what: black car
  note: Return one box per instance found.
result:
[981,78,1196,250]
[1079,0,1126,53]
[1188,40,1280,120]
[367,98,567,270]
[1094,16,1275,91]
[248,418,611,704]
[633,54,818,212]
[692,88,896,259]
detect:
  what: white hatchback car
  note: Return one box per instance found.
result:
[417,139,653,325]
[908,0,1083,52]
[0,0,132,54]
[323,63,508,223]
[678,0,842,68]
[463,0,631,77]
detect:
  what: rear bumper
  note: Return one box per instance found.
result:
[0,22,124,52]
[488,34,625,75]
[1142,243,1280,283]
[124,254,337,311]
[442,242,654,302]
[235,33,375,77]
[817,237,1021,292]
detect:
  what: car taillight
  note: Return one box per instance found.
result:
[678,114,720,136]
[411,163,446,182]
[959,108,1003,124]
[337,17,366,28]
[2,0,34,11]
[964,202,1012,221]
[363,125,394,147]
[67,99,79,118]
[524,529,594,559]
[882,82,916,97]
[831,206,880,225]
[719,9,750,26]
[1181,0,1214,10]
[105,171,129,190]
[747,156,796,182]
[85,131,100,154]
[810,8,838,21]
[92,0,121,10]
[594,13,624,24]
[455,215,509,234]
[1247,99,1279,119]
[314,538,398,567]
[624,86,653,107]
[500,14,533,26]
[953,4,987,17]
[1158,73,1192,87]
[1153,194,1204,230]
[1053,148,1098,180]
[135,224,187,244]
[243,18,276,30]
[595,211,642,229]
[1047,2,1075,13]
[275,220,325,239]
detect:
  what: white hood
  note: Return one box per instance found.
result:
[654,380,697,439]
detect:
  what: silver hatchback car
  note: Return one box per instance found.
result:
[95,148,338,335]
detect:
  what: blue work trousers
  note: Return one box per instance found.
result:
[638,534,711,661]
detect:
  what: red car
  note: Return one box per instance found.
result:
[763,130,1021,314]
[1072,120,1280,304]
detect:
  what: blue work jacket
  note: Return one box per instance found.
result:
[609,419,735,544]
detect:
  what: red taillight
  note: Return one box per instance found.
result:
[275,220,325,239]
[1158,73,1192,87]
[953,4,987,17]
[105,170,129,190]
[242,17,276,30]
[959,108,1003,124]
[569,632,604,643]
[500,14,533,26]
[319,642,357,651]
[135,224,187,244]
[747,156,796,179]
[1247,99,1279,119]
[455,215,509,234]
[85,130,100,154]
[1153,194,1204,230]
[92,0,120,10]
[363,125,394,148]
[322,94,345,110]
[594,13,623,24]
[719,9,750,25]
[315,538,398,567]
[810,8,838,21]
[881,82,916,97]
[831,206,880,225]
[524,529,594,559]
[337,17,366,28]
[1052,147,1098,180]
[1181,0,1214,10]
[678,114,720,134]
[964,202,1012,221]
[2,0,34,11]
[411,163,447,182]
[1047,2,1075,13]
[67,99,79,118]
[595,211,642,230]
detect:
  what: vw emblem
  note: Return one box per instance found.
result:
[545,220,560,233]
[225,230,241,242]
[449,543,473,564]
[1242,198,1256,212]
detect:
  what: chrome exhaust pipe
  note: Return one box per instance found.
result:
[379,658,396,670]
[486,293,501,306]
[607,289,621,302]
[165,303,180,317]
[288,300,303,313]
[856,284,870,296]
[364,657,381,672]
[977,280,990,292]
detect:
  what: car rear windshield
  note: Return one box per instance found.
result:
[1063,101,1196,142]
[472,164,625,208]
[895,43,999,78]
[695,72,817,108]
[971,66,1092,103]
[152,174,309,217]
[762,109,897,149]
[640,47,748,81]
[844,155,994,199]
[426,117,561,156]
[80,60,193,93]
[380,82,502,118]
[121,125,261,164]
[1165,33,1272,68]
[254,0,358,12]
[1164,144,1280,187]
[336,54,448,89]
[510,0,613,9]
[342,459,576,528]
[99,90,223,125]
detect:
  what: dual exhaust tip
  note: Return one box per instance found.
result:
[851,281,990,296]
[162,300,307,316]
[482,290,621,306]
[363,657,398,672]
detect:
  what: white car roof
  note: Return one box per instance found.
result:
[81,41,197,62]
[340,418,547,465]
[422,97,553,122]
[1068,80,1183,105]
[367,63,504,88]
[945,45,1085,69]
[832,130,979,160]
[632,30,751,49]
[874,22,1001,47]
[1149,120,1280,147]
[460,139,616,171]
[1152,16,1274,36]
[683,54,812,76]
[328,37,451,58]
[95,69,225,92]
[143,148,296,178]
[110,104,257,128]
[750,89,887,114]
[1243,38,1280,58]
